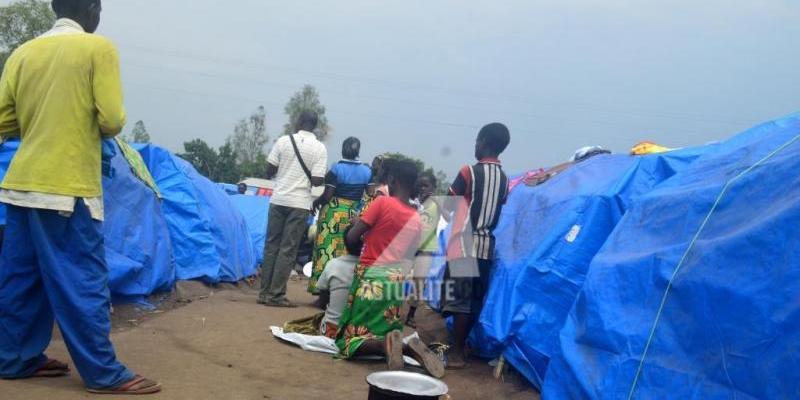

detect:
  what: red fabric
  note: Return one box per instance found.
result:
[446,159,509,260]
[360,196,422,266]
[448,165,473,197]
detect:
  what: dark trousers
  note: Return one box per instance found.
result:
[259,204,309,303]
[441,258,493,316]
[0,201,133,389]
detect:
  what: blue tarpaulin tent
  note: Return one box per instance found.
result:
[102,140,175,303]
[472,146,711,389]
[230,194,270,265]
[136,144,257,283]
[543,115,800,399]
[0,139,176,303]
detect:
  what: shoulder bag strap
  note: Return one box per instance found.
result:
[288,133,313,181]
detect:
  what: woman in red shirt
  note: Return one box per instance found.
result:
[336,160,444,378]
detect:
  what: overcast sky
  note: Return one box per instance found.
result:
[11,0,800,176]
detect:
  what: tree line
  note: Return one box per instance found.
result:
[178,85,330,183]
[177,87,449,194]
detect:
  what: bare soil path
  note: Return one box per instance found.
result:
[1,278,537,400]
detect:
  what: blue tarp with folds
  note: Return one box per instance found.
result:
[0,139,175,303]
[135,144,257,283]
[472,146,711,389]
[543,115,800,399]
[102,140,175,302]
[0,139,17,224]
[229,194,270,265]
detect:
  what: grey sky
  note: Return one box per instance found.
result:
[16,0,800,176]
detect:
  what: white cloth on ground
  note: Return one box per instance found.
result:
[269,326,421,367]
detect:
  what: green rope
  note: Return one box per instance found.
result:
[627,134,800,400]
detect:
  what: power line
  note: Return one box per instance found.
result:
[123,62,743,139]
[127,82,498,134]
[118,42,754,127]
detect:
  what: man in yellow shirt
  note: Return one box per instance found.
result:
[0,0,159,394]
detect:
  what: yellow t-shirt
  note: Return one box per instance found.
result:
[0,30,125,197]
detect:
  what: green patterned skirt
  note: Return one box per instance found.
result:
[308,197,360,293]
[335,263,407,359]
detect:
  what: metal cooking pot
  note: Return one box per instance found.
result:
[366,371,449,400]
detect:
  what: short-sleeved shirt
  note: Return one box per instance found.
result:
[360,196,422,267]
[317,254,358,327]
[267,130,328,210]
[418,197,441,254]
[325,160,372,201]
[448,158,509,260]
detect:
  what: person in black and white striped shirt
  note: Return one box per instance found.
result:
[442,123,511,369]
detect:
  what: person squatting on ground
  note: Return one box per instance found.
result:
[335,160,445,378]
[441,123,511,369]
[308,137,371,295]
[315,227,361,338]
[259,110,328,308]
[0,0,160,394]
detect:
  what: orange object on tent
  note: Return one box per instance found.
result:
[630,141,673,155]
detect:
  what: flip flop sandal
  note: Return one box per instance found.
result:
[385,330,404,371]
[31,359,70,378]
[408,337,446,379]
[445,352,471,370]
[87,375,162,395]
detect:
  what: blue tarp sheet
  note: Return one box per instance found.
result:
[136,144,257,283]
[543,115,800,399]
[473,147,711,389]
[229,194,270,265]
[102,140,175,303]
[0,140,16,224]
[0,139,175,303]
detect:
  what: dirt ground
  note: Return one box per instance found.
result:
[1,277,538,400]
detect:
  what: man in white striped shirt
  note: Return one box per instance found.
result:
[259,111,327,307]
[442,123,511,369]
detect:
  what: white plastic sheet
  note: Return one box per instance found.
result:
[270,326,421,367]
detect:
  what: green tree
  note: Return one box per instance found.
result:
[384,152,425,172]
[230,106,268,165]
[181,107,273,183]
[434,170,450,195]
[215,140,239,183]
[0,0,54,70]
[237,152,268,180]
[179,139,219,179]
[283,85,330,141]
[383,152,450,194]
[130,120,150,143]
[122,120,151,143]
